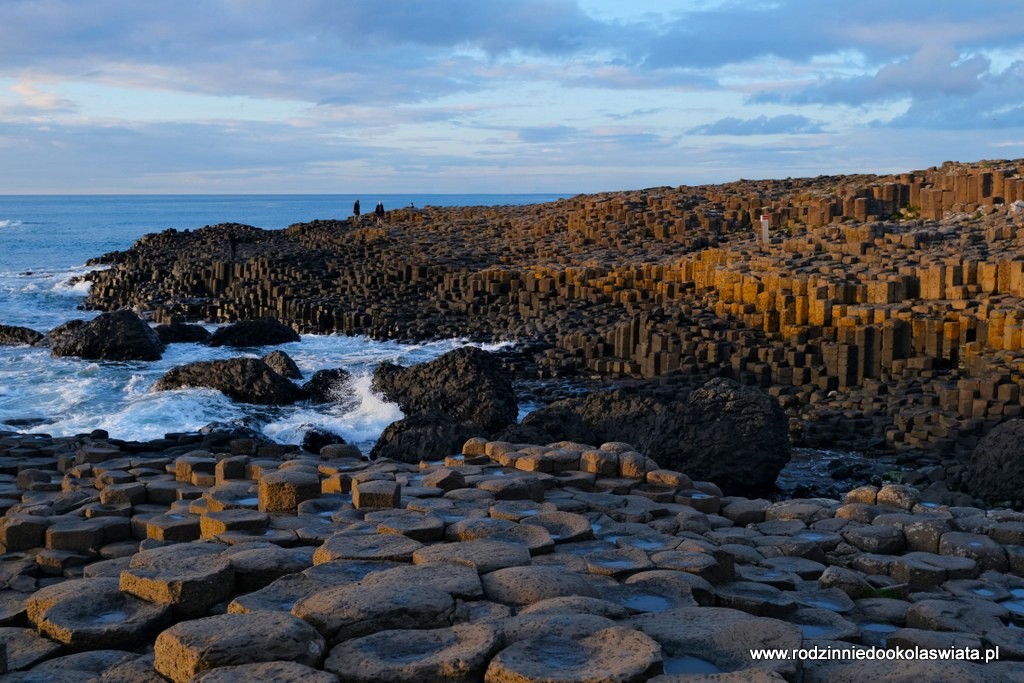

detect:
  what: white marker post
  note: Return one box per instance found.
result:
[760,214,770,244]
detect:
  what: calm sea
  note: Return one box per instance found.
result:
[0,194,563,447]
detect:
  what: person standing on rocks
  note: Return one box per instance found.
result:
[227,232,237,260]
[353,199,360,223]
[375,201,385,226]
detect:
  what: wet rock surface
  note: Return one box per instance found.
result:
[0,324,44,346]
[47,310,164,361]
[152,357,307,405]
[0,429,1020,680]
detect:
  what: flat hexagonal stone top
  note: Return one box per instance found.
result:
[629,607,801,679]
[291,583,455,645]
[312,532,423,564]
[154,612,325,683]
[360,562,484,600]
[481,565,598,606]
[520,512,593,543]
[324,624,500,683]
[364,509,446,542]
[119,546,234,619]
[27,576,171,649]
[484,626,662,683]
[413,539,532,574]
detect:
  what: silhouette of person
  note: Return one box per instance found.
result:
[227,232,237,259]
[375,201,385,226]
[353,199,360,222]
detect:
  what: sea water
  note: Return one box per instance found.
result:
[0,194,564,450]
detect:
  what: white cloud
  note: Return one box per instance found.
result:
[0,0,1021,192]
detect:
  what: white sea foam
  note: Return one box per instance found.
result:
[261,372,403,451]
[0,219,21,229]
[53,279,93,295]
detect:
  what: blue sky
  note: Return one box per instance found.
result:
[0,0,1022,193]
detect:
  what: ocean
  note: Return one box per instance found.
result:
[0,194,565,450]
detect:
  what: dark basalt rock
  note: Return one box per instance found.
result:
[47,310,164,361]
[206,318,300,348]
[518,378,789,495]
[155,323,211,345]
[302,428,347,454]
[370,410,487,463]
[652,377,791,496]
[262,350,303,379]
[371,347,517,433]
[153,357,306,405]
[0,324,44,346]
[494,404,596,446]
[964,418,1024,507]
[302,368,352,403]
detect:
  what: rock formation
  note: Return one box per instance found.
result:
[152,357,306,405]
[46,310,164,361]
[0,324,44,346]
[206,318,300,348]
[372,347,518,433]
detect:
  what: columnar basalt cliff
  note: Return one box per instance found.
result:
[82,160,1024,459]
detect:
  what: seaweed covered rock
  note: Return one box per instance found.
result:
[371,347,516,433]
[48,310,164,361]
[153,358,306,405]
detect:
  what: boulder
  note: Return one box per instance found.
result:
[0,324,44,346]
[206,318,300,348]
[371,346,517,433]
[501,404,596,445]
[964,419,1024,506]
[48,311,164,361]
[650,378,790,495]
[154,323,211,345]
[261,350,303,379]
[301,428,347,454]
[527,378,790,495]
[302,368,351,403]
[370,410,487,463]
[153,358,306,405]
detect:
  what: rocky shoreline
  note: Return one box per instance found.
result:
[0,159,1023,679]
[0,425,1023,681]
[77,160,1024,464]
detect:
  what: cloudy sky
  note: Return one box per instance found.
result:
[1,0,1022,194]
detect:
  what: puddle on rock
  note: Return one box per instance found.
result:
[663,656,721,674]
[800,624,834,638]
[620,594,673,613]
[92,610,129,625]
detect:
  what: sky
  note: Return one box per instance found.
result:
[0,0,1022,194]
